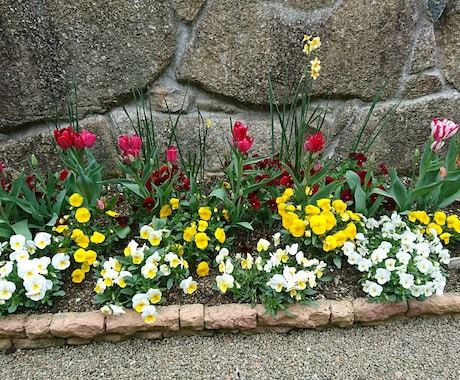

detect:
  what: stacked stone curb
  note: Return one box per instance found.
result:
[1,292,460,351]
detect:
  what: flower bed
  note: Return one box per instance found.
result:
[1,35,460,325]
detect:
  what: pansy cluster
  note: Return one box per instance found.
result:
[0,232,69,314]
[213,234,328,314]
[276,188,362,266]
[342,211,456,302]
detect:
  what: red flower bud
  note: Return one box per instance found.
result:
[166,146,178,163]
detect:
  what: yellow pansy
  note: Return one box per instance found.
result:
[198,206,212,221]
[90,231,106,244]
[195,232,209,250]
[69,193,84,207]
[196,262,210,277]
[183,225,197,242]
[71,269,85,283]
[159,204,172,218]
[170,198,179,210]
[433,211,446,225]
[214,228,226,244]
[309,215,327,235]
[289,218,306,238]
[198,220,208,232]
[75,207,91,223]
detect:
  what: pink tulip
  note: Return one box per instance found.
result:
[237,135,255,153]
[166,146,178,163]
[0,161,3,173]
[73,128,97,149]
[118,135,142,152]
[430,118,459,152]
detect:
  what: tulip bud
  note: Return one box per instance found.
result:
[30,154,39,168]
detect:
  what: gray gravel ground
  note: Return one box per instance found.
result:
[2,316,460,380]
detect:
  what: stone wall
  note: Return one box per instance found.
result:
[0,0,459,174]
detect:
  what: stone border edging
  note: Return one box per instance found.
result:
[1,292,460,350]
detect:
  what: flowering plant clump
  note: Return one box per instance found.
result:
[213,233,328,315]
[276,188,363,268]
[0,231,69,315]
[52,192,125,284]
[94,221,197,323]
[342,211,457,302]
[211,121,284,229]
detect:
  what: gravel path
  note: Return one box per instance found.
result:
[2,316,459,380]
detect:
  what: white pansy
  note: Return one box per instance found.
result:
[179,276,197,295]
[415,242,431,258]
[375,268,391,285]
[141,305,158,324]
[269,274,287,292]
[9,234,26,251]
[23,274,52,301]
[256,238,270,252]
[9,248,29,262]
[51,253,71,270]
[370,247,387,264]
[0,279,16,300]
[34,232,52,249]
[159,264,171,276]
[0,261,13,278]
[396,251,411,265]
[357,258,372,272]
[216,273,234,293]
[347,251,362,266]
[384,258,396,271]
[398,273,414,289]
[141,262,158,279]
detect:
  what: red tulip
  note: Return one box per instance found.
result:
[303,132,325,153]
[54,126,74,149]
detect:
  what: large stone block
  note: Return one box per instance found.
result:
[435,2,460,90]
[0,0,176,129]
[177,0,419,104]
